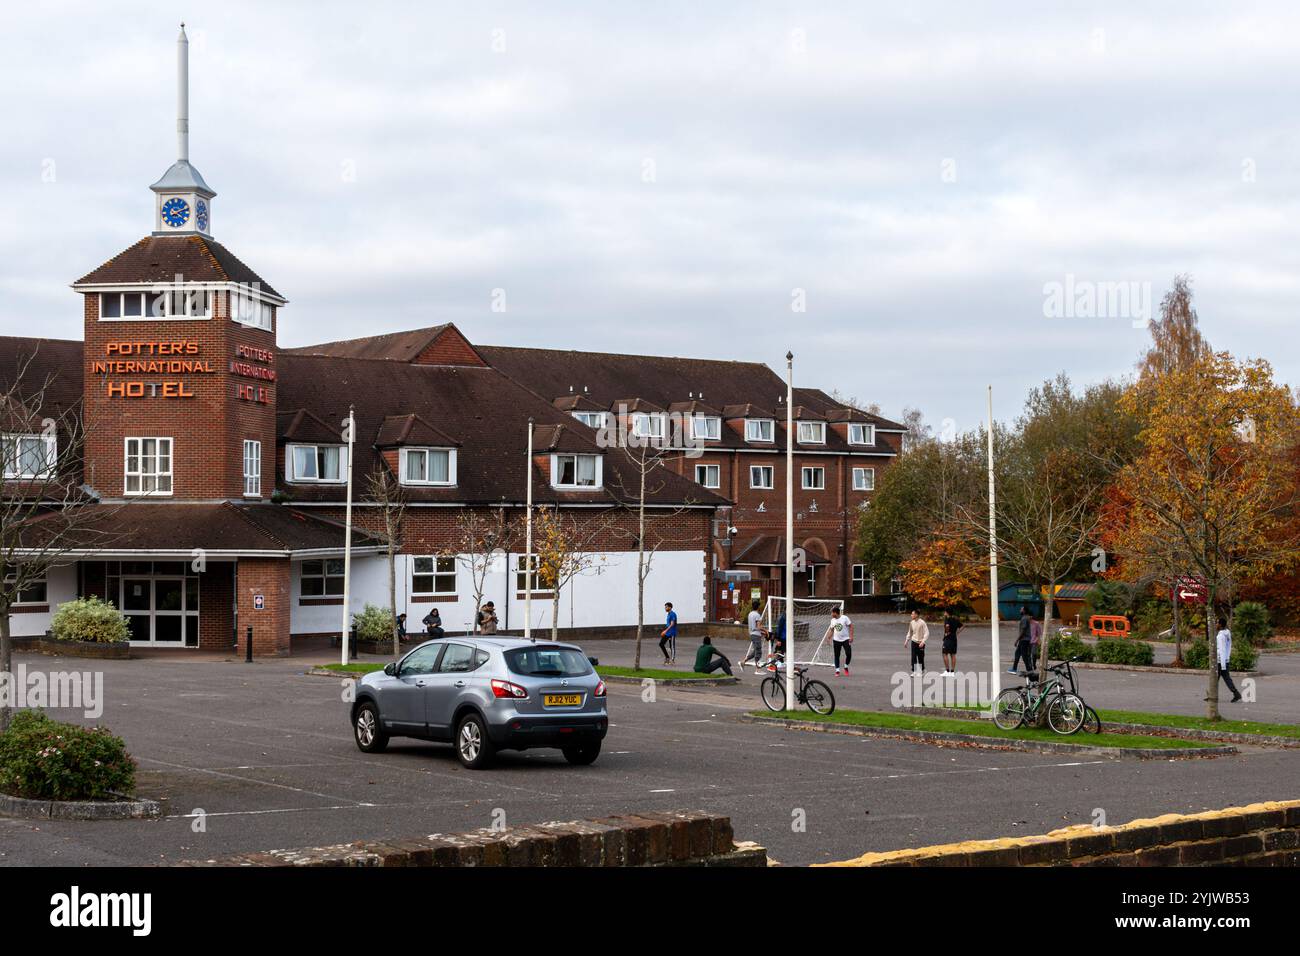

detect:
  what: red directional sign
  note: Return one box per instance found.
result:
[1172,575,1207,605]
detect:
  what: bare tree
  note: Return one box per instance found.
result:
[532,506,610,641]
[1,350,124,730]
[444,505,514,635]
[364,467,405,658]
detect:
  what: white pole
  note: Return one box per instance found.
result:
[986,386,1000,708]
[340,405,356,666]
[524,418,534,642]
[177,24,189,162]
[785,352,795,710]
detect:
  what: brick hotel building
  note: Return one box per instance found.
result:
[0,28,903,655]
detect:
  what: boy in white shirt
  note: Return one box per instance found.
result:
[825,607,854,676]
[740,600,767,672]
[1215,616,1242,703]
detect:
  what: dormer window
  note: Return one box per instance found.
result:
[572,411,608,429]
[553,453,602,489]
[400,447,456,486]
[797,421,826,444]
[745,419,774,442]
[288,444,346,483]
[691,415,721,441]
[100,289,211,321]
[849,423,875,445]
[631,413,665,439]
[2,433,57,479]
[231,291,274,331]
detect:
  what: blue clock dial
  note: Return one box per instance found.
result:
[196,199,209,231]
[161,197,191,228]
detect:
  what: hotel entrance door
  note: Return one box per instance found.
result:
[119,565,200,646]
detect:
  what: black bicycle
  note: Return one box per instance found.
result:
[1055,656,1102,734]
[760,662,835,715]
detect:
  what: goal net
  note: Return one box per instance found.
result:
[762,597,845,667]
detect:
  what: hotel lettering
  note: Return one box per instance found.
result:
[92,340,213,398]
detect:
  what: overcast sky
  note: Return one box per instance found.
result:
[3,1,1298,428]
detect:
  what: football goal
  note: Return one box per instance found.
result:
[762,596,845,667]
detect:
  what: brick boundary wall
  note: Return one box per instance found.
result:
[817,800,1300,867]
[179,811,766,868]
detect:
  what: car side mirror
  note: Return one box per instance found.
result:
[383,662,397,677]
[587,656,599,667]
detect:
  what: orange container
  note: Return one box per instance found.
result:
[1088,614,1130,638]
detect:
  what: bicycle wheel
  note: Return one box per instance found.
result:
[1047,693,1086,735]
[992,688,1027,730]
[1082,705,1102,735]
[803,679,835,715]
[760,676,786,712]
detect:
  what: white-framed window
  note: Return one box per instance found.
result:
[288,444,346,483]
[849,423,875,445]
[572,411,608,429]
[891,575,904,595]
[400,447,456,486]
[300,558,344,597]
[4,568,47,605]
[99,289,211,321]
[691,415,721,440]
[745,419,774,442]
[124,437,173,496]
[852,564,872,596]
[750,465,774,489]
[852,467,875,491]
[553,453,601,488]
[695,463,721,488]
[516,554,546,593]
[797,421,826,444]
[243,440,261,497]
[411,556,457,595]
[631,412,665,439]
[231,291,274,331]
[801,466,825,490]
[2,433,56,479]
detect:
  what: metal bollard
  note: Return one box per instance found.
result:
[245,625,253,662]
[350,625,358,659]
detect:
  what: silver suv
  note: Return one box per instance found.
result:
[351,637,608,769]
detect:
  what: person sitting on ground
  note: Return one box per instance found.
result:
[396,612,408,644]
[422,607,444,639]
[694,636,735,678]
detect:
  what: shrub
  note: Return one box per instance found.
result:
[353,603,395,644]
[0,710,136,801]
[1083,580,1133,617]
[1130,598,1171,641]
[1047,633,1093,662]
[1232,602,1272,647]
[1093,638,1155,666]
[48,596,129,644]
[1182,640,1258,672]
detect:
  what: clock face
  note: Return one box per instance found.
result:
[196,199,209,232]
[161,197,191,228]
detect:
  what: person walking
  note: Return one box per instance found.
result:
[693,636,735,677]
[740,600,767,672]
[1214,616,1243,703]
[1029,615,1043,670]
[1010,606,1034,674]
[659,602,678,664]
[771,607,787,661]
[477,602,498,635]
[904,610,929,674]
[825,606,854,676]
[941,612,963,674]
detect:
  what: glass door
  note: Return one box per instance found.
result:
[122,577,153,642]
[119,570,201,646]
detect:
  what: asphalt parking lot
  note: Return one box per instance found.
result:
[2,615,1296,867]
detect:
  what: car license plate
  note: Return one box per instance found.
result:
[544,693,582,706]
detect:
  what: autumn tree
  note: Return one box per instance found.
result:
[1138,274,1211,381]
[444,506,515,634]
[364,467,405,657]
[898,532,984,610]
[1114,351,1300,719]
[532,506,609,641]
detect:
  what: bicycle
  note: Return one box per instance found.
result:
[1054,656,1102,734]
[992,661,1086,734]
[760,661,835,715]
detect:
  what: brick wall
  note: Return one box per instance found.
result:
[235,557,290,657]
[818,800,1300,867]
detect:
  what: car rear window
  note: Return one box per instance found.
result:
[505,646,592,678]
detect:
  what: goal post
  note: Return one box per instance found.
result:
[762,596,845,667]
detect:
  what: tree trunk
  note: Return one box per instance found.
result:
[1172,590,1183,666]
[1205,611,1220,721]
[634,469,646,671]
[0,609,11,733]
[552,586,560,642]
[1031,588,1055,727]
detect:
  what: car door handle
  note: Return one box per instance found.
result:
[454,680,466,687]
[415,680,427,687]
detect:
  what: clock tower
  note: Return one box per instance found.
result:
[150,24,215,238]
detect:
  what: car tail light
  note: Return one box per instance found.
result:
[594,680,607,698]
[491,679,528,699]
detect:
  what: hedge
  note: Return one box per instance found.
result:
[1232,602,1272,647]
[1093,637,1155,666]
[1047,633,1093,662]
[49,596,129,644]
[353,603,395,644]
[0,711,136,801]
[1182,639,1258,672]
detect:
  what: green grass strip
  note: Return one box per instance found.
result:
[1095,709,1300,738]
[317,662,386,673]
[750,708,1212,749]
[598,665,728,681]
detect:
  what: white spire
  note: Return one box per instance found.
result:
[177,24,189,162]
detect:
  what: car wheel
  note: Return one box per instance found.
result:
[353,701,388,753]
[455,713,495,769]
[562,741,601,766]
